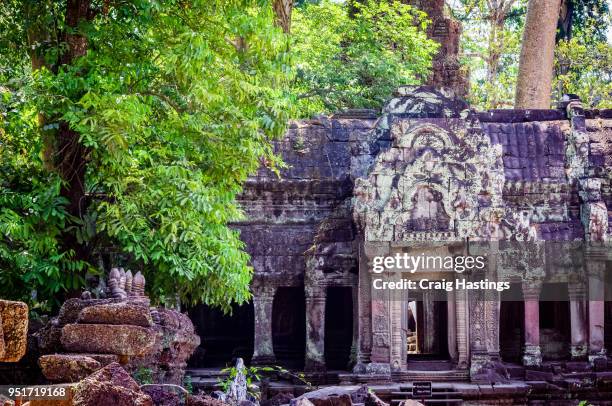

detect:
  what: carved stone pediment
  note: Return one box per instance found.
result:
[354,112,507,243]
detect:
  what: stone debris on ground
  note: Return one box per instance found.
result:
[71,362,152,406]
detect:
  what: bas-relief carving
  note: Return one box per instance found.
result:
[354,117,509,243]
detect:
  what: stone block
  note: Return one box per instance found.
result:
[0,300,29,362]
[73,367,152,406]
[0,314,4,359]
[69,353,120,367]
[39,354,101,383]
[36,323,63,353]
[57,298,116,326]
[61,324,157,356]
[77,303,153,327]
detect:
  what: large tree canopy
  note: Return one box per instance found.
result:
[0,0,292,312]
[291,0,438,115]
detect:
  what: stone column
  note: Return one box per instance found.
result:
[447,289,458,363]
[522,283,542,366]
[350,285,359,368]
[456,288,469,369]
[252,285,277,365]
[305,285,327,371]
[355,244,373,368]
[569,281,588,360]
[422,292,436,354]
[587,260,607,364]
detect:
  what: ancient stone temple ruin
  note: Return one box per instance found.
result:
[188,87,612,401]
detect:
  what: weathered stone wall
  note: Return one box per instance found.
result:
[238,92,612,274]
[229,87,612,376]
[236,117,377,288]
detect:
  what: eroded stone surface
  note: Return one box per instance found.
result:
[0,300,28,362]
[77,302,153,327]
[61,324,157,356]
[39,354,101,383]
[57,298,117,326]
[73,378,152,406]
[71,362,153,406]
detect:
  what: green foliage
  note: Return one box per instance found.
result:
[0,0,293,312]
[218,364,313,397]
[0,49,90,310]
[183,374,193,394]
[555,35,612,108]
[560,0,611,43]
[451,0,527,109]
[452,0,612,109]
[291,0,438,115]
[132,367,154,385]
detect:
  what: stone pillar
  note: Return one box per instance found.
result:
[350,285,359,368]
[587,260,607,363]
[522,283,542,366]
[569,281,588,360]
[456,288,469,369]
[422,292,436,354]
[252,285,276,365]
[447,289,458,363]
[305,285,327,371]
[355,244,373,367]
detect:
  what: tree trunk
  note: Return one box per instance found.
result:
[273,0,292,33]
[57,0,92,263]
[486,13,505,108]
[515,0,562,109]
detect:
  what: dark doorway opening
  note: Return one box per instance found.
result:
[325,287,353,370]
[272,287,306,369]
[539,283,570,361]
[188,302,254,367]
[500,283,524,363]
[407,291,449,361]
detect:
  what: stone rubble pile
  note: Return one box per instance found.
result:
[36,269,200,386]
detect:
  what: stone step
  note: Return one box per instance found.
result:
[391,395,463,405]
[395,370,469,382]
[186,368,229,378]
[391,391,459,397]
